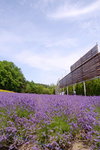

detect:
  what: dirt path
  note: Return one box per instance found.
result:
[19,141,90,150]
[19,143,41,150]
[71,141,90,150]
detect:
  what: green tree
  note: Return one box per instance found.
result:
[86,78,100,96]
[68,85,73,95]
[76,82,84,95]
[25,81,55,94]
[0,61,26,92]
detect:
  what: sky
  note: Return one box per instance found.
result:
[0,0,100,85]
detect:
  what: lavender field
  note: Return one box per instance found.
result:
[0,92,100,150]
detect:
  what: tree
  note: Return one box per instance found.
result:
[25,81,38,93]
[25,81,56,94]
[0,61,26,92]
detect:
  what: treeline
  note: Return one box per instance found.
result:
[0,61,55,94]
[63,78,100,96]
[25,81,55,94]
[0,60,100,95]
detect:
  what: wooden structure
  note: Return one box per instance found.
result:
[59,44,100,95]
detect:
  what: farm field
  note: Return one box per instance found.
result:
[0,89,15,93]
[0,92,100,150]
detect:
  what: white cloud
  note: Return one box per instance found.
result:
[14,49,83,73]
[15,46,95,84]
[48,0,100,19]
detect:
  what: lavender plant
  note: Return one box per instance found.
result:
[0,92,100,150]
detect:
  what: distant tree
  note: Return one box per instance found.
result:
[25,81,55,94]
[68,85,73,95]
[25,81,38,93]
[86,78,100,96]
[62,78,100,96]
[72,78,100,96]
[0,61,26,92]
[76,82,84,95]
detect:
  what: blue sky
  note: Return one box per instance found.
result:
[0,0,100,84]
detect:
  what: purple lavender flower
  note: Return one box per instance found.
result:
[0,92,100,149]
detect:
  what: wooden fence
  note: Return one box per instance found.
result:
[59,44,100,88]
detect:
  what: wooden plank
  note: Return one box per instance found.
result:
[59,51,100,88]
[70,45,98,72]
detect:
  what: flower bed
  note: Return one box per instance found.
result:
[0,93,100,150]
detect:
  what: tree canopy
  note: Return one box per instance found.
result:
[25,81,55,94]
[0,61,26,92]
[0,60,55,94]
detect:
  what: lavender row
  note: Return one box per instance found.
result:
[0,92,100,150]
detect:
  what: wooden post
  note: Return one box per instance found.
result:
[67,87,68,95]
[83,81,86,96]
[73,85,74,94]
[55,81,60,95]
[73,84,76,95]
[62,88,64,95]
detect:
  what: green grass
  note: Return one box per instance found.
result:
[0,108,9,128]
[95,106,100,114]
[16,107,33,118]
[37,116,70,144]
[94,106,100,132]
[94,125,100,132]
[0,106,33,130]
[49,116,70,133]
[94,106,100,120]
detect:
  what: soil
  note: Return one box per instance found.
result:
[19,141,90,150]
[71,141,90,150]
[19,143,41,150]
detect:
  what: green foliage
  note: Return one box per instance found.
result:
[0,60,55,94]
[50,116,70,133]
[76,82,84,95]
[0,108,9,128]
[16,107,32,118]
[25,81,37,93]
[94,125,100,132]
[68,85,73,95]
[94,106,100,121]
[64,78,100,96]
[86,78,100,96]
[37,116,70,144]
[0,61,26,92]
[25,81,55,94]
[95,106,100,114]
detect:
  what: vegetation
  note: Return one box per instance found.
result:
[0,93,99,149]
[0,60,99,95]
[25,81,55,94]
[0,61,26,92]
[63,78,100,96]
[0,89,14,93]
[0,60,55,94]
